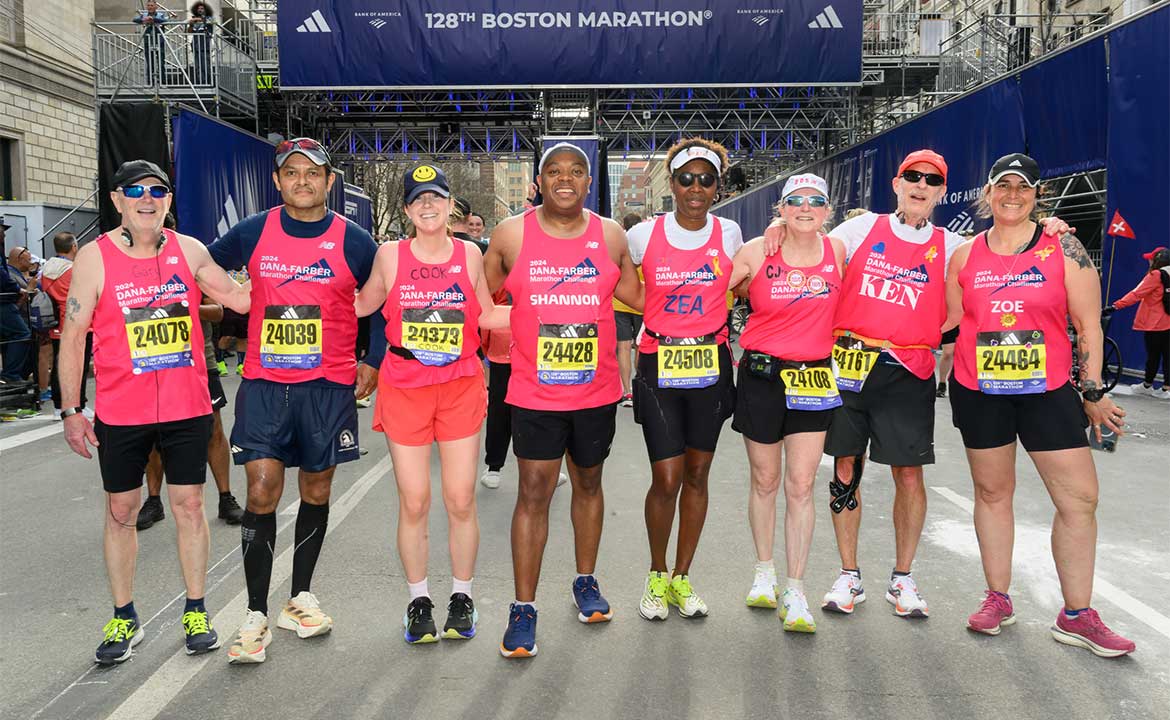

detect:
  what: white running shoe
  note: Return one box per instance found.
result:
[886,574,930,618]
[557,472,568,487]
[481,469,501,489]
[822,572,866,614]
[745,566,778,609]
[227,610,272,664]
[277,591,334,637]
[639,571,669,621]
[665,574,708,618]
[780,588,817,633]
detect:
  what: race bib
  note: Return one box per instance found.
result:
[537,323,598,385]
[779,364,843,411]
[261,305,322,370]
[831,336,880,392]
[124,302,194,374]
[401,308,464,366]
[976,330,1047,395]
[656,334,720,389]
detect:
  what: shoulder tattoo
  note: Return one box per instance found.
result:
[1059,233,1093,270]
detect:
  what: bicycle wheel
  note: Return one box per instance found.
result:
[729,304,750,339]
[1101,338,1122,393]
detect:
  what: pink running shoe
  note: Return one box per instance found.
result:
[1051,608,1136,658]
[967,591,1015,636]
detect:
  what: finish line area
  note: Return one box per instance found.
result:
[2,369,1167,720]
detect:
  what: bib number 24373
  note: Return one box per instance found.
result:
[261,305,322,370]
[537,323,598,385]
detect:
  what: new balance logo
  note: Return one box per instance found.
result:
[281,307,301,320]
[808,5,844,29]
[166,256,178,265]
[752,16,769,26]
[369,19,386,29]
[318,241,335,250]
[296,10,332,33]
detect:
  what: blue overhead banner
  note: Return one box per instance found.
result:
[278,0,863,88]
[172,109,281,245]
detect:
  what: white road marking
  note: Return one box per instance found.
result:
[0,422,62,453]
[930,485,1170,640]
[105,455,392,720]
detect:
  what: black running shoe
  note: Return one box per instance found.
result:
[95,616,143,665]
[403,597,438,644]
[935,382,947,398]
[136,496,165,531]
[182,608,222,655]
[442,593,478,640]
[218,493,244,524]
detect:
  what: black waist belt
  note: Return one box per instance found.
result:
[388,344,417,361]
[644,324,727,343]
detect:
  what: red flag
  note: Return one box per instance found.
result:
[1107,210,1136,239]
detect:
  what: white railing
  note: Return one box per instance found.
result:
[863,11,953,57]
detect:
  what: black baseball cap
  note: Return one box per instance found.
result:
[112,159,171,191]
[403,164,451,205]
[988,153,1041,187]
[453,197,471,217]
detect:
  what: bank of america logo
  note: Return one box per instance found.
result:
[296,10,332,33]
[947,210,976,235]
[369,19,386,29]
[752,16,769,26]
[808,5,844,29]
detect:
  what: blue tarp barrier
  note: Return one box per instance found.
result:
[344,183,374,233]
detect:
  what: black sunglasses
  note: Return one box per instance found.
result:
[900,170,945,187]
[675,172,717,188]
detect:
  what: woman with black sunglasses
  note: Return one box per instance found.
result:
[727,174,846,632]
[630,138,743,622]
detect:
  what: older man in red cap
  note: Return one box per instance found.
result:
[765,149,1070,622]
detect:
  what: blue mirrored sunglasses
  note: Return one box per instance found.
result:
[782,195,828,208]
[120,184,170,199]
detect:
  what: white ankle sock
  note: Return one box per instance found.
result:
[407,578,429,600]
[452,577,473,598]
[755,560,776,576]
[513,599,537,611]
[786,577,804,593]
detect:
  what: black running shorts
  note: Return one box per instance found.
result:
[732,361,834,445]
[219,309,248,339]
[632,343,735,462]
[95,414,213,494]
[230,379,360,472]
[824,360,936,466]
[511,403,617,468]
[941,327,959,345]
[614,311,643,343]
[207,370,227,412]
[948,377,1089,451]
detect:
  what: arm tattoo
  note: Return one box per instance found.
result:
[66,297,81,322]
[1060,232,1093,270]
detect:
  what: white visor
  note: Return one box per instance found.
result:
[780,173,830,200]
[669,146,722,174]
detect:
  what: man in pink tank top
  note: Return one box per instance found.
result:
[762,150,1071,622]
[59,160,251,665]
[483,143,644,658]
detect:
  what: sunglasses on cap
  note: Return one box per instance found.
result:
[275,138,330,165]
[900,170,945,187]
[120,184,171,199]
[782,195,829,208]
[675,172,717,188]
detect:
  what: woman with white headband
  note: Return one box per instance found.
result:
[631,138,744,621]
[728,174,846,632]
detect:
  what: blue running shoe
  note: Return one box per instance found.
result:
[39,389,52,402]
[572,575,613,623]
[182,608,222,655]
[95,616,143,665]
[499,603,537,658]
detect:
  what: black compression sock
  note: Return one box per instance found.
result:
[241,510,277,615]
[291,501,329,596]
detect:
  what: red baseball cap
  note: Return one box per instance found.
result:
[898,150,948,181]
[1142,246,1168,260]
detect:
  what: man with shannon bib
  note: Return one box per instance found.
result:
[764,150,1070,620]
[483,142,644,658]
[208,138,385,664]
[59,160,251,665]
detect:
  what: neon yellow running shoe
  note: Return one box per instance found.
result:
[665,574,708,618]
[639,570,669,621]
[780,588,817,633]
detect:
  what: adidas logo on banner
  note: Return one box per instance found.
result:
[296,10,332,33]
[216,194,239,241]
[808,5,844,29]
[946,210,976,235]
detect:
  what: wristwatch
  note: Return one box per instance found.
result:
[60,406,85,419]
[1081,388,1104,403]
